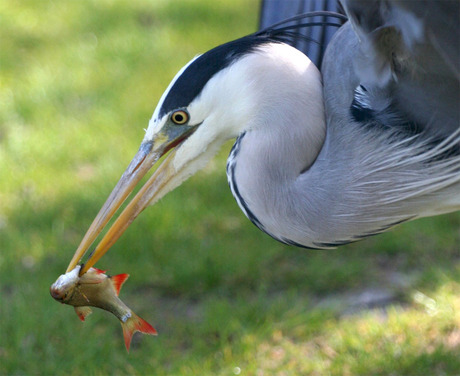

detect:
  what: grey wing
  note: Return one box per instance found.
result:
[260,0,459,142]
[341,0,460,140]
[345,0,460,80]
[259,0,342,69]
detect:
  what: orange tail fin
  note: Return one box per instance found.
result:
[121,311,157,351]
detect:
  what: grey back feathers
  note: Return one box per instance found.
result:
[259,0,343,68]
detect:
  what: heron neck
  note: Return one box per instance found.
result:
[226,57,327,246]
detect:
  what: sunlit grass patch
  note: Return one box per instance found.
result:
[234,282,460,376]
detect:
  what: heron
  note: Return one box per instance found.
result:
[67,0,460,275]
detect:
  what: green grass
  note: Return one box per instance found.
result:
[1,1,459,375]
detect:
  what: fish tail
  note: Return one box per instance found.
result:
[121,311,157,351]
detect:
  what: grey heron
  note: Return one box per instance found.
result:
[67,0,460,274]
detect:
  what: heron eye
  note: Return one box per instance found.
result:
[171,110,189,125]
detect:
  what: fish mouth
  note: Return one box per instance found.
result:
[65,126,196,276]
[51,265,81,300]
[50,286,65,301]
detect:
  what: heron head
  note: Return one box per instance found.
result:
[66,34,317,274]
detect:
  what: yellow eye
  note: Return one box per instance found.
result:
[171,110,189,125]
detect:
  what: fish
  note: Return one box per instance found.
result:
[50,265,157,351]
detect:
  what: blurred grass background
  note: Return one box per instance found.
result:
[0,0,459,375]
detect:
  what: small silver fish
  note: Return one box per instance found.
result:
[50,265,157,351]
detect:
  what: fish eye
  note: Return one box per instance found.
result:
[170,109,189,125]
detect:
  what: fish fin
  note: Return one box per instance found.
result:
[92,267,106,274]
[121,311,157,352]
[111,273,129,296]
[75,306,93,321]
[81,268,106,284]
